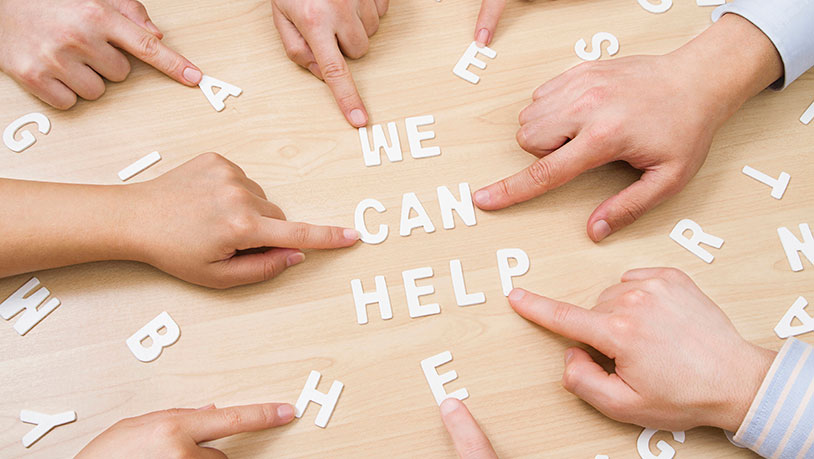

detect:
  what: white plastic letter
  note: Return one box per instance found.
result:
[405,115,441,159]
[3,113,50,153]
[118,151,162,181]
[20,410,76,448]
[452,41,497,84]
[0,277,60,336]
[802,100,814,125]
[358,122,402,166]
[403,267,440,318]
[774,297,814,339]
[400,192,436,236]
[669,219,724,264]
[125,311,181,363]
[497,249,530,296]
[294,370,343,428]
[574,33,619,61]
[636,428,685,459]
[199,75,242,112]
[778,224,814,272]
[420,351,469,405]
[437,183,477,229]
[450,260,485,307]
[742,165,790,199]
[637,0,671,13]
[354,199,388,244]
[696,0,724,5]
[351,276,392,325]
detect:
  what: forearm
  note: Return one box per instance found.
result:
[669,13,783,130]
[0,179,135,278]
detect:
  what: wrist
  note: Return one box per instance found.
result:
[668,14,783,130]
[716,342,777,432]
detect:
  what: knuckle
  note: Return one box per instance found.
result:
[53,92,78,110]
[320,60,350,82]
[614,198,648,226]
[561,363,581,392]
[344,40,369,60]
[620,289,647,307]
[153,418,181,439]
[285,43,310,63]
[227,214,255,238]
[496,178,512,202]
[221,408,243,429]
[584,122,617,149]
[574,86,606,114]
[292,224,312,244]
[461,442,492,458]
[85,82,106,100]
[136,32,162,59]
[259,404,277,425]
[123,0,146,17]
[302,3,328,27]
[552,303,572,325]
[263,257,282,281]
[657,267,684,282]
[607,315,633,336]
[199,151,225,163]
[78,0,109,24]
[642,278,667,292]
[526,160,554,189]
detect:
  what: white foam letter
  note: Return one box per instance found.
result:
[20,410,76,448]
[403,267,440,318]
[669,219,724,263]
[0,277,60,336]
[636,428,685,459]
[450,260,485,307]
[126,311,180,363]
[420,351,469,405]
[778,224,814,272]
[294,370,343,428]
[452,41,497,84]
[359,122,402,166]
[775,297,814,338]
[400,192,435,236]
[405,115,441,159]
[354,199,388,244]
[199,75,242,112]
[742,165,790,200]
[497,249,530,296]
[351,276,392,325]
[437,183,477,229]
[802,100,814,125]
[3,113,50,153]
[574,33,619,61]
[637,0,672,13]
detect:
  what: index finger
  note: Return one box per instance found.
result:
[475,0,506,47]
[508,288,613,353]
[440,399,498,459]
[473,135,600,211]
[257,219,360,250]
[107,13,202,86]
[300,30,368,127]
[181,403,295,443]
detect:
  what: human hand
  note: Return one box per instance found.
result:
[126,153,359,289]
[0,0,202,109]
[508,268,776,432]
[270,0,390,127]
[76,402,294,458]
[439,398,497,459]
[473,14,783,242]
[474,0,505,47]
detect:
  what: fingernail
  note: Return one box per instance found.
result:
[286,252,305,267]
[344,228,360,241]
[473,190,490,206]
[592,219,612,242]
[307,63,322,79]
[183,67,202,85]
[145,20,162,37]
[564,349,575,365]
[277,404,295,421]
[349,109,367,127]
[476,29,490,47]
[508,288,526,302]
[439,398,460,416]
[196,403,215,410]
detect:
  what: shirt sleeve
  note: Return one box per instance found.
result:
[711,0,814,89]
[734,338,814,458]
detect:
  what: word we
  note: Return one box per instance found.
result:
[3,113,50,153]
[0,277,61,336]
[351,249,530,325]
[355,183,476,244]
[358,115,440,166]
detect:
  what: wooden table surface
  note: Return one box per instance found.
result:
[1,0,813,457]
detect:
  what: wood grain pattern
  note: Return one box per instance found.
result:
[0,0,812,457]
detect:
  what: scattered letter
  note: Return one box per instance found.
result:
[420,350,469,405]
[802,100,814,125]
[294,370,343,428]
[636,428,685,459]
[355,199,388,244]
[497,249,530,296]
[351,276,393,325]
[126,311,181,363]
[199,75,242,112]
[775,297,814,339]
[405,115,441,159]
[118,151,162,181]
[574,33,619,61]
[452,41,497,84]
[20,410,76,448]
[777,224,814,272]
[669,219,724,263]
[742,165,790,200]
[637,0,671,13]
[3,113,50,153]
[0,277,60,336]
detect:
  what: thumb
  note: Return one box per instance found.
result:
[475,0,506,47]
[109,0,163,37]
[212,248,304,288]
[587,170,679,242]
[562,347,640,421]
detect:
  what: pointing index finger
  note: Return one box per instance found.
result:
[475,0,506,47]
[440,398,498,459]
[181,403,295,443]
[257,219,360,250]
